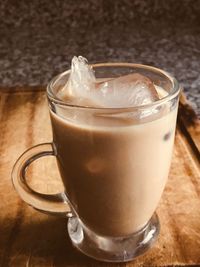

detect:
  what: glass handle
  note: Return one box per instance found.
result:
[12,143,72,217]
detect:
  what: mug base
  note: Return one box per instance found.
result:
[67,213,160,262]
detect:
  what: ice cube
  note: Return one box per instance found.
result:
[62,56,159,108]
[95,73,159,108]
[62,56,96,99]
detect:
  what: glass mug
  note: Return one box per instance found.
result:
[12,63,180,262]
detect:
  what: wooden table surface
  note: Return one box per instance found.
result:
[0,88,199,267]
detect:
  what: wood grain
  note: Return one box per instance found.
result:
[0,89,199,267]
[178,93,200,157]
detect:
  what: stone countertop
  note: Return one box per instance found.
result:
[0,0,200,115]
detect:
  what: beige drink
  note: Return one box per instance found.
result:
[50,88,178,237]
[12,61,180,262]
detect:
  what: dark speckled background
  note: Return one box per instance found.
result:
[0,0,200,114]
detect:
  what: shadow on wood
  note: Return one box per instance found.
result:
[0,214,106,267]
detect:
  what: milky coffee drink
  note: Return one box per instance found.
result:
[50,57,178,237]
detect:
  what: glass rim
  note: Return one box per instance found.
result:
[47,63,181,111]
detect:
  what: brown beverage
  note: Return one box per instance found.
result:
[12,61,180,262]
[50,87,178,237]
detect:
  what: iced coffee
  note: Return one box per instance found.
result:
[50,57,178,237]
[12,55,180,261]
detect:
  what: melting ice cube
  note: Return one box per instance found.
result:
[66,56,96,97]
[95,73,159,108]
[62,56,159,108]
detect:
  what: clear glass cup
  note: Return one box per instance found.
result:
[12,63,180,262]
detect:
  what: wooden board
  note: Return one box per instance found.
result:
[0,88,200,267]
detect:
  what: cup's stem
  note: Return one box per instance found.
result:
[67,213,160,262]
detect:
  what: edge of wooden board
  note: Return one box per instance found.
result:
[178,93,200,160]
[0,86,45,93]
